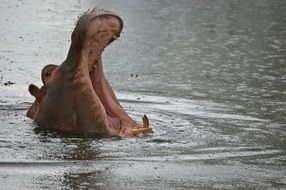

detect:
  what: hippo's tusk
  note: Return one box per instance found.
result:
[118,118,122,133]
[118,119,127,135]
[131,127,153,136]
[142,115,149,128]
[129,115,153,136]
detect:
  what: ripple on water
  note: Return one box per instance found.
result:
[0,91,285,189]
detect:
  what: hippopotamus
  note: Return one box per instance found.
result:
[27,8,153,137]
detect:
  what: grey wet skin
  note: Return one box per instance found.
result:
[27,8,152,136]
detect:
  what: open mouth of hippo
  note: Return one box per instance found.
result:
[27,8,152,137]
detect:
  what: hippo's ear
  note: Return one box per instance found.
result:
[28,84,45,100]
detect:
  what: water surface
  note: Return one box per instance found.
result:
[0,0,285,189]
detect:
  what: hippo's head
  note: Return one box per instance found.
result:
[27,8,152,137]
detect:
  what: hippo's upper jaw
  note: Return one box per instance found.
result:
[27,8,153,137]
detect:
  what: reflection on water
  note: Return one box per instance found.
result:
[0,0,286,189]
[1,93,285,189]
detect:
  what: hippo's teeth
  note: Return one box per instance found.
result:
[118,118,122,133]
[142,115,149,128]
[131,127,153,136]
[119,126,126,135]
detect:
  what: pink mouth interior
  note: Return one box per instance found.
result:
[83,16,139,131]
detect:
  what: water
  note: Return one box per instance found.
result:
[0,0,286,189]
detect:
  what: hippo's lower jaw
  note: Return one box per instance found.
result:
[27,8,153,137]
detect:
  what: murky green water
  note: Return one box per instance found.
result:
[0,0,285,189]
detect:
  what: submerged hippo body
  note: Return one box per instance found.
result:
[27,8,152,137]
